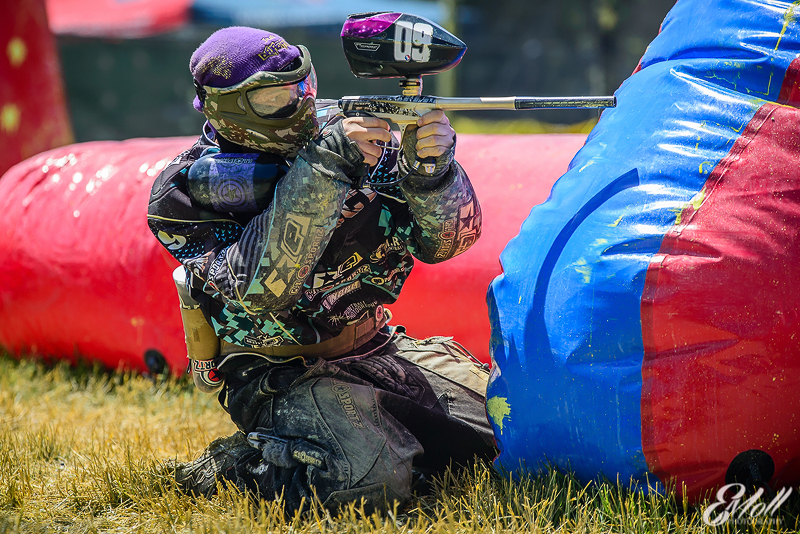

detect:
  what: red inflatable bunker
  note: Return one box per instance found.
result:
[1,0,73,177]
[0,134,586,373]
[0,138,190,373]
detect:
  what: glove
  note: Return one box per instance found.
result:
[298,119,367,186]
[190,358,225,393]
[398,126,455,189]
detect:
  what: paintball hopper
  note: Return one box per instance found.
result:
[341,12,467,79]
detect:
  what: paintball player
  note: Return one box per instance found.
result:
[147,26,495,512]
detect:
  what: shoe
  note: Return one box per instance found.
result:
[171,431,257,497]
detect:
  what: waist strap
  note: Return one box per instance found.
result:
[219,306,391,361]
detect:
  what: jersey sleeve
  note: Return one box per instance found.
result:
[147,124,363,315]
[399,161,482,263]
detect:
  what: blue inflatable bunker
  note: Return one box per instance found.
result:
[487,0,800,499]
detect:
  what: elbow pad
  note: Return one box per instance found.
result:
[187,152,289,213]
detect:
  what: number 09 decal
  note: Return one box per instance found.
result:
[394,21,432,62]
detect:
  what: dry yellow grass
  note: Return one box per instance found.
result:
[1,354,799,533]
[1,358,228,530]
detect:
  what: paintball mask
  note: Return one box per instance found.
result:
[191,28,319,157]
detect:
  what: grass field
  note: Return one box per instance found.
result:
[449,116,600,135]
[1,353,798,533]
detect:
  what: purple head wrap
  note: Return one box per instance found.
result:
[190,26,301,111]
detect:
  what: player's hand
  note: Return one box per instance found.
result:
[399,110,456,179]
[342,116,392,167]
[407,110,455,158]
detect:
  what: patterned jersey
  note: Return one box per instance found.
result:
[147,101,482,349]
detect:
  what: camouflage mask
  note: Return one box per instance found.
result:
[197,46,319,157]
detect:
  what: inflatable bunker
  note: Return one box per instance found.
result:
[487,0,800,500]
[0,134,586,374]
[0,0,72,178]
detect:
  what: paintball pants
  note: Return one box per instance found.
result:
[215,326,497,513]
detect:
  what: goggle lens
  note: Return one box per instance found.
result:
[246,68,317,118]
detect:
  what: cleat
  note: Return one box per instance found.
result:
[171,431,256,498]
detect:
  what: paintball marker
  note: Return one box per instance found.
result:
[339,12,616,137]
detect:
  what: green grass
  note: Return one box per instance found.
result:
[1,353,799,533]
